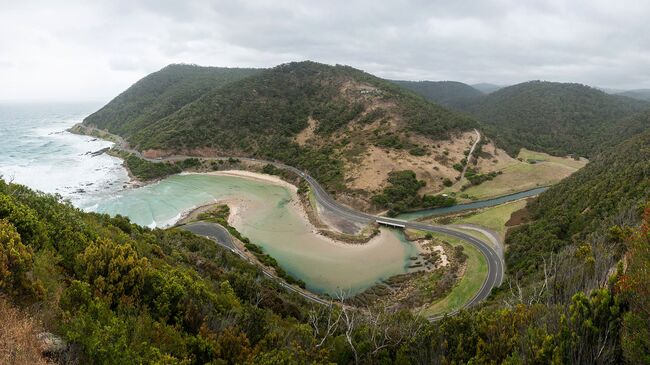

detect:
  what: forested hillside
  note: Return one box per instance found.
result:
[84,61,478,208]
[466,81,649,157]
[391,80,483,109]
[84,64,260,136]
[1,177,647,363]
[506,127,650,277]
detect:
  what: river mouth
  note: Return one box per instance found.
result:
[84,173,419,296]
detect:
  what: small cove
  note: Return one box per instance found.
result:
[85,173,419,295]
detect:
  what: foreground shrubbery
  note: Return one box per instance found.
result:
[0,178,647,363]
[0,180,324,363]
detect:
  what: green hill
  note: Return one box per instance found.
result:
[84,64,261,136]
[391,80,484,109]
[84,61,477,201]
[506,124,650,276]
[466,81,650,157]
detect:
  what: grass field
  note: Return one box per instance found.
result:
[409,230,488,316]
[518,148,588,169]
[446,148,587,200]
[451,199,527,237]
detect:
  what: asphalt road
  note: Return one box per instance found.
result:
[181,221,236,250]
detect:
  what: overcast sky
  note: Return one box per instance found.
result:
[2,0,649,102]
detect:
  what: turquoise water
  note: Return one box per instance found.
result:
[88,173,418,295]
[396,187,548,221]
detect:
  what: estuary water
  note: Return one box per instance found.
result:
[87,173,418,295]
[0,103,417,295]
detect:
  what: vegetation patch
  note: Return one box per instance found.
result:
[422,232,487,316]
[372,170,456,216]
[447,148,587,200]
[109,150,205,181]
[430,200,528,237]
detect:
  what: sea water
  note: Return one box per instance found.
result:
[0,102,129,205]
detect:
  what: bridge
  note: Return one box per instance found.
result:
[376,219,406,228]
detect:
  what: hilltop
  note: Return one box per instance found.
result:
[83,61,479,210]
[85,64,261,136]
[464,81,650,157]
[391,80,483,110]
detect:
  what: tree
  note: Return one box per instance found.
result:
[618,204,650,363]
[0,219,41,296]
[77,238,148,306]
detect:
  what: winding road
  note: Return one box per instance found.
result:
[79,125,505,316]
[174,156,504,317]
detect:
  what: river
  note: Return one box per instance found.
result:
[396,187,548,221]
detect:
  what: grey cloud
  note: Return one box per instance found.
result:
[1,0,649,101]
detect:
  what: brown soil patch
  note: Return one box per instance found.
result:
[473,141,517,173]
[344,131,476,194]
[505,202,532,227]
[295,117,318,146]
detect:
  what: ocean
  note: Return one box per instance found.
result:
[0,102,129,206]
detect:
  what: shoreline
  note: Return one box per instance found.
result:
[177,170,400,250]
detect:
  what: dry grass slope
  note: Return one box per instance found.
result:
[0,297,50,365]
